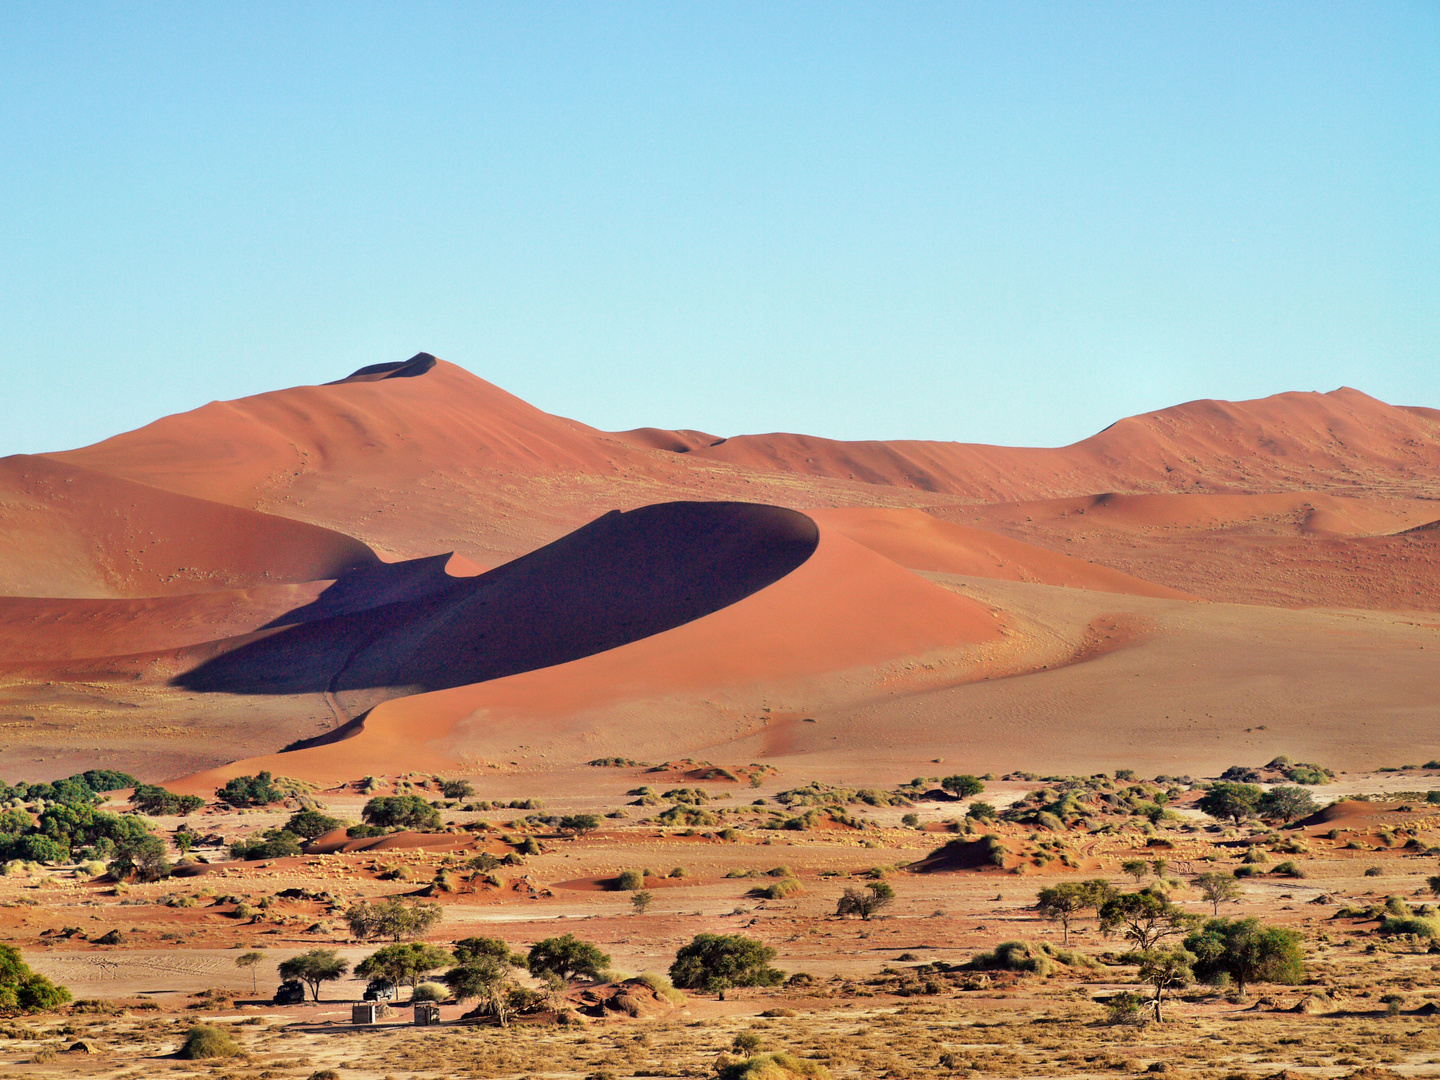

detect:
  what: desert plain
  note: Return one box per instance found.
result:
[0,354,1438,1079]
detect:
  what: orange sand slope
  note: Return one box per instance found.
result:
[684,387,1440,500]
[809,507,1194,600]
[0,454,376,598]
[0,586,328,663]
[48,360,1440,544]
[48,355,626,511]
[958,491,1440,539]
[181,517,1007,788]
[935,491,1440,612]
[173,502,820,697]
[3,354,1437,782]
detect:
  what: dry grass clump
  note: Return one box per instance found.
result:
[177,1024,240,1059]
[718,1051,832,1080]
[633,971,687,1005]
[754,877,803,900]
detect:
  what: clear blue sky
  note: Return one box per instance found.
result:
[1,3,1435,455]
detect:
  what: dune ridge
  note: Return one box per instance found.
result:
[685,387,1440,500]
[173,502,820,697]
[2,353,1437,782]
[179,516,1008,788]
[47,363,1440,543]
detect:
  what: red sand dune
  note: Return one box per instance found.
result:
[609,427,724,454]
[958,491,1440,538]
[4,354,1438,782]
[683,387,1440,500]
[47,360,1440,540]
[934,490,1440,611]
[180,516,1006,788]
[48,355,625,512]
[808,506,1194,600]
[0,454,376,598]
[173,502,818,697]
[0,585,326,663]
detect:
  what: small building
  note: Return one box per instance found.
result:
[413,1002,441,1026]
[352,1003,380,1025]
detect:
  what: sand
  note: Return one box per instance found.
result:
[0,353,1434,784]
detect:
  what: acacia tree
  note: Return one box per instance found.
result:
[235,951,265,995]
[1035,880,1114,945]
[526,934,610,985]
[345,898,442,942]
[835,882,894,920]
[1136,948,1195,1023]
[1184,917,1304,995]
[453,937,527,966]
[670,934,784,994]
[361,795,442,831]
[283,809,344,841]
[559,814,601,835]
[356,943,453,998]
[1099,892,1194,951]
[444,954,521,1026]
[108,831,170,883]
[277,949,349,1001]
[940,775,985,799]
[0,945,71,1013]
[1193,871,1243,915]
[1257,786,1317,824]
[1121,860,1149,883]
[1197,783,1262,826]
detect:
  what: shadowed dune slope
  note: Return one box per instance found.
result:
[0,455,378,598]
[174,502,819,696]
[180,519,1006,787]
[325,352,438,383]
[809,507,1195,600]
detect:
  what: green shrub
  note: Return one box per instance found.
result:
[1271,861,1306,878]
[670,934,784,991]
[732,1031,765,1055]
[229,831,302,860]
[129,785,206,816]
[0,945,72,1012]
[412,982,449,1002]
[284,810,343,841]
[1378,915,1440,940]
[177,1024,239,1060]
[1105,990,1148,1025]
[657,804,718,827]
[361,796,441,831]
[615,869,645,891]
[216,772,282,809]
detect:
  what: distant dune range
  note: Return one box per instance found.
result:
[0,353,1437,782]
